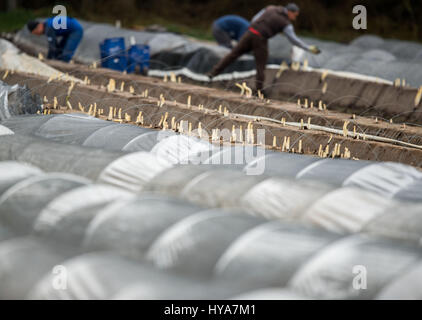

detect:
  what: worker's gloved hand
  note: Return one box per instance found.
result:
[309,45,321,54]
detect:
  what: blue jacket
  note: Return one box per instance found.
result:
[45,17,83,36]
[44,17,83,60]
[214,15,250,41]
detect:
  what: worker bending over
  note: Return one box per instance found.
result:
[208,3,321,94]
[27,17,83,62]
[212,15,250,49]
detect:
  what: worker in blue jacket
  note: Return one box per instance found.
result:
[212,15,250,49]
[27,17,83,62]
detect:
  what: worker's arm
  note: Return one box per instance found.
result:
[283,24,311,51]
[45,25,59,59]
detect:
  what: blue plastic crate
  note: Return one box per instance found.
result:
[127,44,150,74]
[99,37,128,72]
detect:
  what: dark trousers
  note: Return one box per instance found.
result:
[212,22,233,49]
[210,31,268,91]
[55,30,83,62]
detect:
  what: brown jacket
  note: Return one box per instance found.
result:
[251,5,291,39]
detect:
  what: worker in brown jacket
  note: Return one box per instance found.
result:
[208,3,321,95]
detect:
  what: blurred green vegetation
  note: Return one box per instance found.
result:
[0,9,35,32]
[0,6,214,41]
[0,7,51,33]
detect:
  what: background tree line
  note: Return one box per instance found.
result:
[2,0,421,43]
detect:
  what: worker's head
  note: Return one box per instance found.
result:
[27,21,45,35]
[285,3,300,21]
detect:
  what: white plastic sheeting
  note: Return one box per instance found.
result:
[180,169,267,208]
[1,111,422,299]
[275,34,422,86]
[29,252,244,300]
[34,184,133,245]
[302,188,398,234]
[244,152,320,177]
[231,288,309,300]
[0,39,81,82]
[215,222,340,289]
[1,114,54,135]
[0,80,42,120]
[84,195,204,259]
[2,116,422,213]
[121,130,176,152]
[36,113,113,145]
[0,125,13,136]
[82,123,151,150]
[3,115,422,204]
[97,151,173,192]
[151,134,215,165]
[0,161,42,194]
[0,237,75,299]
[0,134,124,179]
[28,252,233,300]
[289,235,422,299]
[394,179,422,202]
[0,225,14,242]
[112,279,243,300]
[144,165,226,196]
[0,173,90,235]
[363,203,422,243]
[3,114,191,154]
[205,145,268,168]
[350,35,422,61]
[240,178,334,220]
[0,159,422,300]
[146,210,266,277]
[344,162,422,198]
[343,163,422,198]
[376,262,422,300]
[296,158,372,186]
[5,113,147,150]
